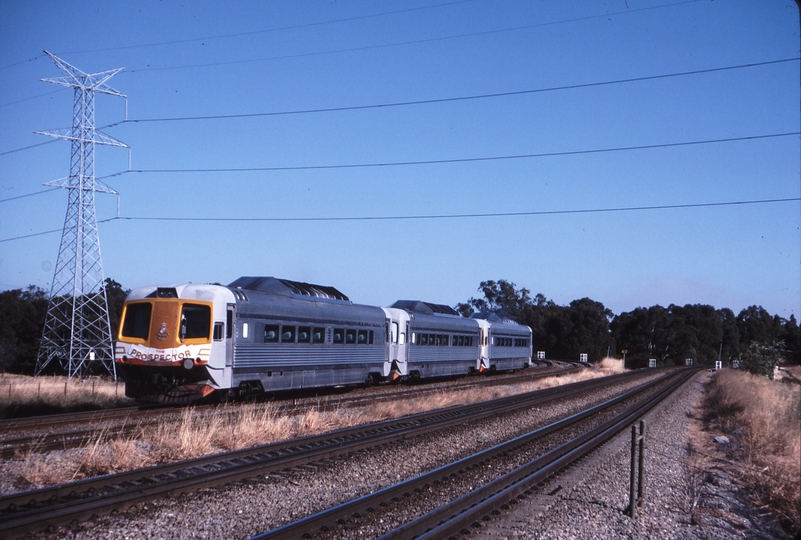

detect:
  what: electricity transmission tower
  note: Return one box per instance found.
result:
[34,51,127,379]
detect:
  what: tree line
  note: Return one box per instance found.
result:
[456,280,799,376]
[0,278,797,377]
[0,279,128,374]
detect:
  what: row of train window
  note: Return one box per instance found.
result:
[414,334,475,347]
[263,325,375,345]
[495,337,531,347]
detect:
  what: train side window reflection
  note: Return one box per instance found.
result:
[345,329,356,344]
[312,327,325,344]
[398,332,406,345]
[357,330,368,344]
[298,327,311,343]
[333,329,344,343]
[282,326,296,343]
[264,325,279,343]
[391,322,399,344]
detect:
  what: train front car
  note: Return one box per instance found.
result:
[390,300,482,379]
[472,312,533,372]
[115,284,235,403]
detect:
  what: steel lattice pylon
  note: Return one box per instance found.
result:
[35,51,128,379]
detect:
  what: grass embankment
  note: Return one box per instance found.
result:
[0,374,134,419]
[4,360,627,493]
[703,368,800,536]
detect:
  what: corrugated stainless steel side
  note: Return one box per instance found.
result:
[232,344,384,369]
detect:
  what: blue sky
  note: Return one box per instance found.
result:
[1,0,799,319]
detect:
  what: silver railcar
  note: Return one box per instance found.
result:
[115,276,533,402]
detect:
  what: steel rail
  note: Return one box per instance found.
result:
[0,364,576,458]
[248,369,691,540]
[387,367,700,540]
[0,368,639,538]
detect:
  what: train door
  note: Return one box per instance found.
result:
[476,319,491,372]
[381,308,409,379]
[225,305,234,367]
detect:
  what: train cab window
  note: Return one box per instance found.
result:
[282,326,296,343]
[345,329,356,344]
[357,330,368,344]
[226,310,233,339]
[398,331,406,345]
[391,322,399,344]
[213,322,224,341]
[121,303,152,339]
[333,329,345,344]
[180,304,211,340]
[298,327,311,343]
[264,324,279,343]
[312,327,325,344]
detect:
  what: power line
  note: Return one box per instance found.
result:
[0,188,59,203]
[3,58,795,157]
[54,1,476,56]
[113,132,799,175]
[17,0,698,69]
[2,198,797,243]
[112,59,799,125]
[113,198,801,223]
[125,0,704,73]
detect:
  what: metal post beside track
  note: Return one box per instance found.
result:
[628,420,646,518]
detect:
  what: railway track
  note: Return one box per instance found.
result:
[252,367,700,539]
[0,365,640,538]
[0,362,575,459]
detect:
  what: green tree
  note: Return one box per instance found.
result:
[739,341,783,378]
[455,279,531,320]
[0,286,49,374]
[563,298,614,362]
[780,315,800,365]
[737,305,781,346]
[103,278,130,338]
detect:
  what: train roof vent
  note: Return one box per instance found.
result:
[228,276,350,303]
[390,300,460,317]
[278,279,350,301]
[231,289,249,302]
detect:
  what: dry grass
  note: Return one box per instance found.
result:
[704,369,801,535]
[3,363,630,492]
[0,373,133,418]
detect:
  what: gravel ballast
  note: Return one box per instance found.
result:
[23,370,788,539]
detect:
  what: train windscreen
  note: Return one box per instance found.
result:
[181,304,211,340]
[121,303,152,339]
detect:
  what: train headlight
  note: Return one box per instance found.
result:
[182,358,194,370]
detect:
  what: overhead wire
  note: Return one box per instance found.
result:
[2,198,798,243]
[108,132,800,175]
[0,2,796,244]
[111,198,801,223]
[108,58,799,125]
[5,57,796,158]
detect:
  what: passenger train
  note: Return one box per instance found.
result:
[115,276,533,402]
